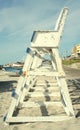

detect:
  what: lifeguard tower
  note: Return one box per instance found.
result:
[5,7,75,123]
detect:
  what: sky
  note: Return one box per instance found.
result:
[0,0,80,65]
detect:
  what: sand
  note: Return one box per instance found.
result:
[0,68,80,130]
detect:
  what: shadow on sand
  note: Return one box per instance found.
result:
[0,80,17,93]
[68,78,80,104]
[68,78,80,117]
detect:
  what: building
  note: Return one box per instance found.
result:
[72,44,80,58]
[12,62,24,68]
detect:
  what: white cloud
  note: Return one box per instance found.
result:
[61,7,80,43]
[0,0,80,63]
[0,0,65,36]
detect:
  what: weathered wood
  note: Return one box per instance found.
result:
[26,92,61,102]
[35,82,58,86]
[6,116,74,123]
[21,101,62,108]
[29,71,65,77]
[29,86,59,92]
[51,48,75,116]
[28,92,60,98]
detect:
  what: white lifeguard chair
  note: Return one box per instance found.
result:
[5,7,75,123]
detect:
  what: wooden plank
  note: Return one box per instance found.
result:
[51,48,74,116]
[21,101,62,108]
[35,82,58,86]
[29,86,59,92]
[27,92,61,102]
[23,48,34,71]
[34,67,53,72]
[6,99,17,119]
[59,78,75,116]
[31,31,59,48]
[29,71,63,77]
[28,92,60,97]
[52,49,65,77]
[54,8,68,35]
[6,116,74,123]
[36,75,56,80]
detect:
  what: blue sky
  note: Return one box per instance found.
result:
[0,0,80,65]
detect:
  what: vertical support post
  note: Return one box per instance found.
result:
[52,48,74,116]
[31,49,43,69]
[31,55,42,69]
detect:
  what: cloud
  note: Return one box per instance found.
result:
[61,7,80,43]
[0,0,80,63]
[0,0,66,35]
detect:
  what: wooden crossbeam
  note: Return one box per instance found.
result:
[6,116,74,123]
[28,92,60,98]
[35,82,58,86]
[21,101,62,108]
[29,71,65,77]
[29,86,59,92]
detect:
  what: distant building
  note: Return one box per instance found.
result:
[12,62,24,68]
[72,44,80,58]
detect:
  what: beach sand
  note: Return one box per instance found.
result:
[0,67,80,130]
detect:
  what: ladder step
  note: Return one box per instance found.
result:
[35,82,58,86]
[21,101,62,108]
[6,116,74,123]
[29,86,59,92]
[28,92,60,97]
[29,71,63,77]
[37,76,57,81]
[26,92,61,101]
[33,67,53,72]
[19,102,65,117]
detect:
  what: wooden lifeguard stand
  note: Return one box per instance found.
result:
[5,7,75,123]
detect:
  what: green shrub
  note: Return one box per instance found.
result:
[62,59,80,65]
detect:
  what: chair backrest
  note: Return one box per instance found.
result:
[31,7,68,48]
